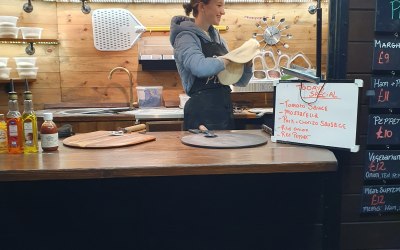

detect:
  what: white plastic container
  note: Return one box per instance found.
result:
[0,27,19,38]
[0,16,18,27]
[14,57,37,68]
[0,57,9,68]
[16,67,38,79]
[0,67,11,80]
[136,86,163,108]
[179,94,190,109]
[20,27,43,39]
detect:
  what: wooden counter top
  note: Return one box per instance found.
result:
[34,108,265,122]
[0,130,337,182]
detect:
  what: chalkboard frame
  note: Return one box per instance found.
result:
[271,79,363,152]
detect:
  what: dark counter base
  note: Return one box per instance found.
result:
[0,173,332,250]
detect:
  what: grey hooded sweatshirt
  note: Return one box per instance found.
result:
[169,16,252,94]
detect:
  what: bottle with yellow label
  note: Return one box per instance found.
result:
[22,82,38,153]
[0,114,7,153]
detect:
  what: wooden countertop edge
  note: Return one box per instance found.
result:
[0,161,337,182]
[36,110,260,122]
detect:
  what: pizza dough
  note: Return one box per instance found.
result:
[221,39,260,63]
[217,39,260,85]
[218,62,244,85]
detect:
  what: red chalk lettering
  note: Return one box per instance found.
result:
[371,194,385,206]
[378,51,390,64]
[377,88,390,103]
[368,160,386,172]
[376,126,393,139]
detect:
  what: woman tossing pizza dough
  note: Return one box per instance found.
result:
[170,0,259,130]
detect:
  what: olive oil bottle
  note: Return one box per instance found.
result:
[6,81,23,154]
[22,80,38,153]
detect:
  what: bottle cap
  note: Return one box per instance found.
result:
[8,91,18,100]
[43,112,53,121]
[24,91,32,100]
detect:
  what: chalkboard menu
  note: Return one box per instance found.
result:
[367,114,400,145]
[272,80,362,152]
[361,185,400,214]
[372,36,400,71]
[375,0,400,32]
[363,1,400,215]
[364,150,400,180]
[370,76,400,108]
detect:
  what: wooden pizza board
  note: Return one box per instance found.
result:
[181,132,268,149]
[63,131,156,148]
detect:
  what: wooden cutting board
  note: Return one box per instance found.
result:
[181,132,268,149]
[63,131,156,148]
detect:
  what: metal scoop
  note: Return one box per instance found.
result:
[188,125,217,138]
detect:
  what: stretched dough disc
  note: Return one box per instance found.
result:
[217,62,244,85]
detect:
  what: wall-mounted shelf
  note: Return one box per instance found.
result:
[0,79,36,84]
[0,38,58,55]
[0,38,58,45]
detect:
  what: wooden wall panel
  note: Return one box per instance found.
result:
[348,10,375,41]
[349,0,375,10]
[341,165,364,194]
[0,1,329,113]
[341,222,400,249]
[347,42,373,73]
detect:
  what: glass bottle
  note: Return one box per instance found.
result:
[6,90,23,154]
[22,88,39,153]
[40,113,58,152]
[0,114,7,153]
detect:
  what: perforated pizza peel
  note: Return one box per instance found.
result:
[92,8,146,51]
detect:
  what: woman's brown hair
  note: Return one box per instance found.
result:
[183,0,211,17]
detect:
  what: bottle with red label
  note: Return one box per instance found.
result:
[40,112,58,152]
[6,85,23,154]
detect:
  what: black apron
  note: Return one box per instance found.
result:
[184,37,234,130]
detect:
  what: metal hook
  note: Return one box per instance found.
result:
[23,0,33,13]
[25,42,35,55]
[81,0,91,14]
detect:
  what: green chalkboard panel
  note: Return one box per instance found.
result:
[361,185,400,214]
[364,150,400,180]
[372,36,400,71]
[375,0,400,32]
[367,114,400,145]
[370,76,400,108]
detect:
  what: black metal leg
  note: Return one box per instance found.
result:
[322,172,341,250]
